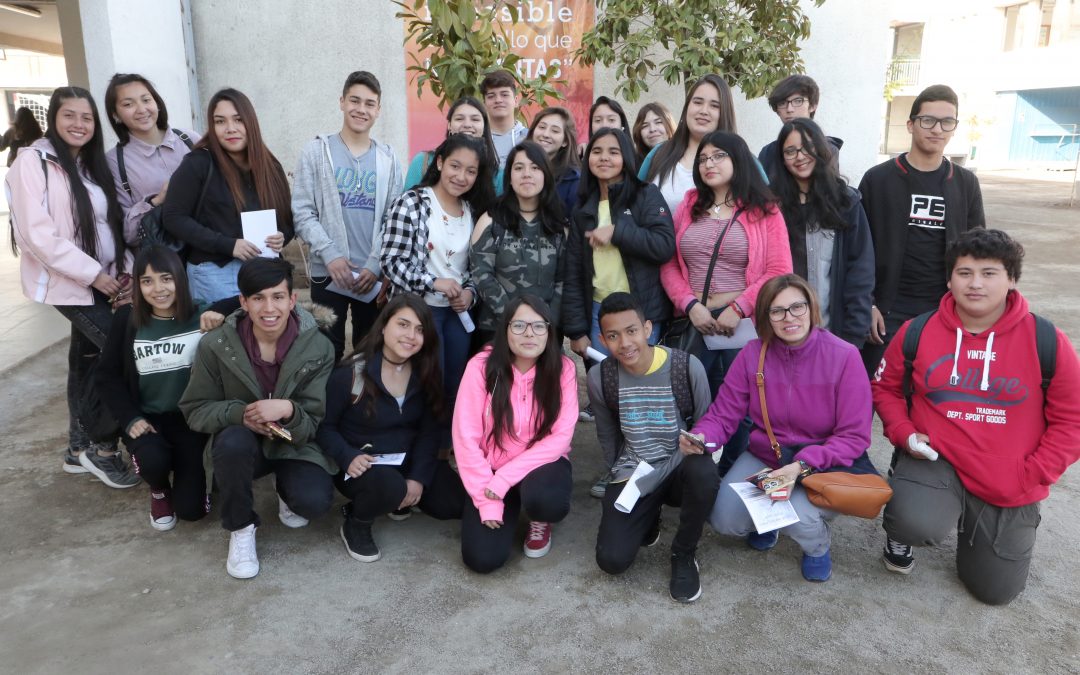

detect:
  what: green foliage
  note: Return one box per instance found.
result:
[577,0,825,102]
[395,0,563,115]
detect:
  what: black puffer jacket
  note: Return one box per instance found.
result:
[562,181,675,339]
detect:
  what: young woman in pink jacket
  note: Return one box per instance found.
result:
[451,295,578,573]
[6,86,138,487]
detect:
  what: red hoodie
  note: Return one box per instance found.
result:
[873,290,1080,507]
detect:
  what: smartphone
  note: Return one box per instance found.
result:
[679,429,706,449]
[266,421,293,442]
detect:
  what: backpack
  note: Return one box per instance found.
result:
[600,347,696,425]
[901,309,1057,411]
[116,130,198,258]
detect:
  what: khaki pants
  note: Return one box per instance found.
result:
[883,453,1041,605]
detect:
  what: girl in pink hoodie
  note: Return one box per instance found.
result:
[6,87,138,486]
[452,295,578,573]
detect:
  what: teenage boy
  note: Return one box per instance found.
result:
[860,84,985,375]
[181,258,336,579]
[758,74,843,176]
[587,293,718,603]
[481,70,527,168]
[872,229,1080,605]
[293,70,403,361]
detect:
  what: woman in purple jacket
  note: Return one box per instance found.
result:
[683,274,873,582]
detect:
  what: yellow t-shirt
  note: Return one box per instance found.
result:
[645,345,668,375]
[591,200,630,301]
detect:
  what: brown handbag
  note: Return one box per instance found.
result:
[756,342,893,519]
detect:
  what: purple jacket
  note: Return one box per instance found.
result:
[693,328,872,470]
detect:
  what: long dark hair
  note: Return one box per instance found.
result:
[484,295,564,450]
[13,107,43,142]
[198,88,293,234]
[588,96,630,137]
[769,117,852,232]
[345,293,445,419]
[444,96,498,175]
[631,102,675,160]
[131,246,195,329]
[42,87,126,271]
[647,74,737,185]
[526,106,580,178]
[578,127,643,211]
[690,131,776,221]
[493,141,565,237]
[418,134,495,216]
[104,73,169,145]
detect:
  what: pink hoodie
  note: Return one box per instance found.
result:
[659,189,791,317]
[452,348,578,522]
[6,140,134,306]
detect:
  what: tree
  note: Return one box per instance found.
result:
[395,0,563,114]
[577,0,826,102]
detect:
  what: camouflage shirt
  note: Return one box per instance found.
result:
[470,217,564,331]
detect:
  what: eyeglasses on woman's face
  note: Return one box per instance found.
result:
[697,150,730,166]
[768,301,809,322]
[509,320,549,335]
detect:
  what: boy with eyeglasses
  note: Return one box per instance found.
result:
[758,74,843,176]
[859,84,984,376]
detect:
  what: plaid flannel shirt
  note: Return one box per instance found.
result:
[380,187,475,299]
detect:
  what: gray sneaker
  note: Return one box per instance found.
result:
[79,451,140,489]
[63,448,89,474]
[590,471,611,499]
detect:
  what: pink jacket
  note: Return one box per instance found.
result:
[659,189,792,317]
[452,348,578,522]
[6,141,134,306]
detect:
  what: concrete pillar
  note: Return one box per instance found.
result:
[54,0,197,146]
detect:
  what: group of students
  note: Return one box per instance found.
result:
[5,67,1078,606]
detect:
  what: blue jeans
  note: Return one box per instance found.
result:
[588,300,662,356]
[430,304,472,404]
[187,260,242,303]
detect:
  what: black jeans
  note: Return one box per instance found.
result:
[54,291,116,452]
[212,425,334,531]
[309,276,381,362]
[127,411,208,521]
[596,453,720,574]
[334,460,467,521]
[461,457,573,574]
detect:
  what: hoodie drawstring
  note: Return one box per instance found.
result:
[948,328,996,390]
[980,331,995,391]
[949,328,963,386]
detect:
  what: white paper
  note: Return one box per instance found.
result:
[584,346,607,362]
[327,273,382,303]
[728,481,800,533]
[240,209,279,258]
[614,461,655,514]
[702,318,757,351]
[370,452,406,466]
[457,310,475,333]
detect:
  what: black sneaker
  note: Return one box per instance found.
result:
[79,450,139,488]
[642,513,661,548]
[669,551,702,603]
[578,404,595,422]
[883,536,914,574]
[62,448,89,474]
[341,505,380,562]
[387,507,412,521]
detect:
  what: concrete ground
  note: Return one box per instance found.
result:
[1,174,1078,674]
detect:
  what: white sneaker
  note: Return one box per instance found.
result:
[226,524,259,579]
[278,496,309,528]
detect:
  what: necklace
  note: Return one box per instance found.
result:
[151,312,175,320]
[711,201,729,215]
[383,352,409,373]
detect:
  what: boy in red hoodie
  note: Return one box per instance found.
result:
[872,229,1080,605]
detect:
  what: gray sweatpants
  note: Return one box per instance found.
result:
[710,451,835,557]
[883,453,1041,606]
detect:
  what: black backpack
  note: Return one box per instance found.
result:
[115,130,199,257]
[599,347,696,425]
[901,310,1057,412]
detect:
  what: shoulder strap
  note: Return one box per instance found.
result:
[1032,313,1057,394]
[695,207,743,305]
[349,359,368,404]
[173,129,195,150]
[755,342,782,461]
[668,348,694,422]
[600,357,620,417]
[115,144,133,199]
[902,310,937,412]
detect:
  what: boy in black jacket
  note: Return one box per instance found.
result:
[859,84,984,376]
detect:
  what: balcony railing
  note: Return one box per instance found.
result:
[887,58,921,86]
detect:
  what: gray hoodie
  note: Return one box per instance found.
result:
[291,134,403,277]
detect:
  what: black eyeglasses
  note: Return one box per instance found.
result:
[911,115,959,132]
[782,146,813,160]
[509,320,549,335]
[778,97,807,110]
[768,301,809,322]
[697,151,730,166]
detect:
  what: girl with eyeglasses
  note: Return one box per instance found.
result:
[470,141,566,343]
[684,274,875,583]
[451,295,578,572]
[768,117,874,347]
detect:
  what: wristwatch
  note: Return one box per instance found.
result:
[798,460,814,478]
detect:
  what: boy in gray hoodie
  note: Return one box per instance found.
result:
[292,70,403,360]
